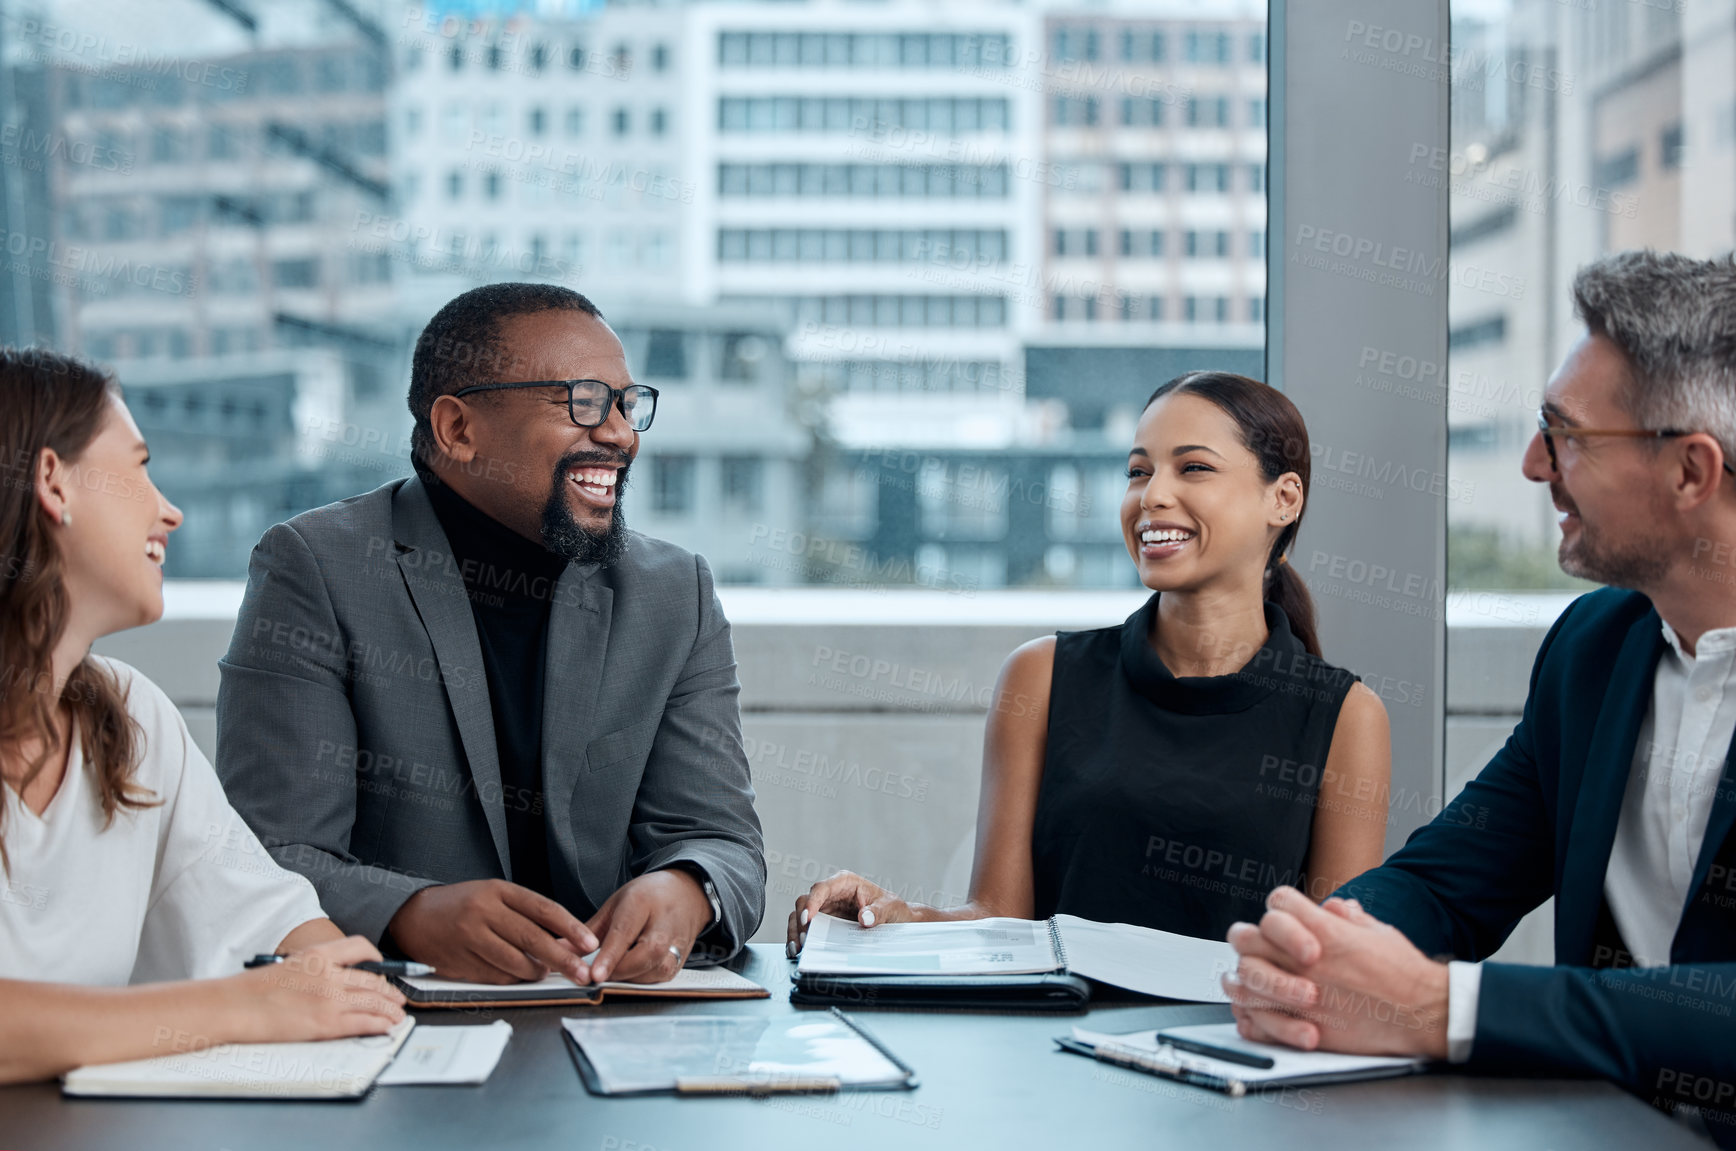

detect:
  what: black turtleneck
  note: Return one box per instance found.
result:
[1031,593,1360,939]
[426,480,570,898]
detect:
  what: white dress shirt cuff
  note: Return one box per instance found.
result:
[1445,961,1482,1064]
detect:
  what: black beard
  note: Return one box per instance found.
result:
[541,451,630,566]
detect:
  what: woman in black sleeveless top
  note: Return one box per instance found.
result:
[788,373,1390,946]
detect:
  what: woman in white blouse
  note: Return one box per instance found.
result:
[0,347,405,1082]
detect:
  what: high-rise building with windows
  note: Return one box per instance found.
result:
[1445,0,1734,557]
[386,3,689,321]
[32,22,402,574]
[1038,1,1267,337]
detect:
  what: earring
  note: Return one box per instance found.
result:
[59,510,71,526]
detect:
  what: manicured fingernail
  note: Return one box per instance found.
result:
[861,909,875,926]
[800,908,809,926]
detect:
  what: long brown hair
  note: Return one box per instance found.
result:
[0,347,152,867]
[1143,371,1323,657]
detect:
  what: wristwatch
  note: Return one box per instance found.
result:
[670,863,723,931]
[698,877,723,931]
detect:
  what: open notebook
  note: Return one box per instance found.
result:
[62,1018,415,1099]
[792,914,1235,1010]
[400,963,768,1008]
[1059,1023,1427,1096]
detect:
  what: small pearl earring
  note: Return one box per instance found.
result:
[60,510,71,526]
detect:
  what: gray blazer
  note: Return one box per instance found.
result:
[215,476,765,958]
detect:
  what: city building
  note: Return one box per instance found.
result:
[29,20,403,575]
[1446,0,1736,555]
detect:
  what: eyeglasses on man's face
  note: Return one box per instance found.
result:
[1534,409,1735,476]
[452,379,660,433]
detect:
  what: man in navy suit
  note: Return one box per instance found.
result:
[1225,250,1736,1140]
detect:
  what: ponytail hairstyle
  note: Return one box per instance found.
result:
[1143,371,1322,658]
[0,347,152,870]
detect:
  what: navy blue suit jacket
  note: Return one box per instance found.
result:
[1339,588,1736,1135]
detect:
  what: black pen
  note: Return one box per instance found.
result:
[1156,1030,1276,1070]
[1076,1039,1248,1097]
[244,954,436,977]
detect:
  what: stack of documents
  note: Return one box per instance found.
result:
[792,913,1236,1009]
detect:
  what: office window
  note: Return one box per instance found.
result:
[652,455,695,515]
[721,456,763,515]
[564,107,584,137]
[1661,122,1685,170]
[528,106,546,137]
[1186,96,1230,128]
[1118,162,1167,192]
[1449,315,1508,351]
[1249,229,1266,259]
[448,43,463,72]
[1249,98,1267,129]
[1249,297,1265,323]
[446,170,463,200]
[483,170,501,201]
[612,107,630,136]
[651,107,668,136]
[717,163,1009,200]
[1121,30,1171,63]
[1248,164,1266,193]
[272,258,319,289]
[652,43,670,72]
[1185,163,1231,193]
[568,44,587,70]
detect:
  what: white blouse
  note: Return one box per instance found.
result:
[0,657,324,985]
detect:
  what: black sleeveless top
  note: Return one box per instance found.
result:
[1032,595,1357,940]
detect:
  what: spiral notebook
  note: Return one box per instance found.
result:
[791,914,1235,1011]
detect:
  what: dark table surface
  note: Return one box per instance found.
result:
[1,945,1711,1150]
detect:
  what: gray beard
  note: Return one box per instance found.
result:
[1558,518,1670,589]
[541,462,630,566]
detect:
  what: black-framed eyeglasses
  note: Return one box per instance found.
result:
[1535,409,1735,476]
[453,379,659,433]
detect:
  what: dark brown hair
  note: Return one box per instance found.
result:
[1143,371,1322,657]
[0,346,152,867]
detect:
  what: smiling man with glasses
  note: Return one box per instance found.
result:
[215,283,764,988]
[1226,250,1736,1142]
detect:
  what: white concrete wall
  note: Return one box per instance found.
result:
[94,586,1558,959]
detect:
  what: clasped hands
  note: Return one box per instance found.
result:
[1223,885,1452,1061]
[388,869,714,986]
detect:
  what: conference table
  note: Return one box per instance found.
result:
[2,945,1710,1149]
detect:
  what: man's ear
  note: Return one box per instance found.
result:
[428,395,479,465]
[1674,434,1726,513]
[34,446,71,524]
